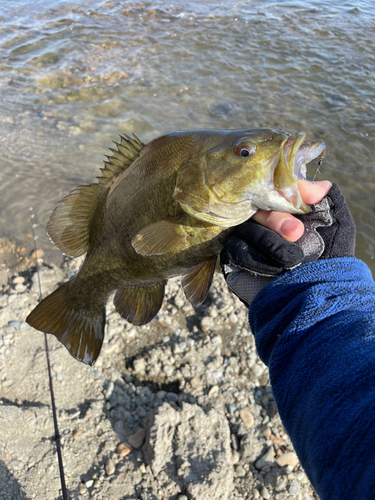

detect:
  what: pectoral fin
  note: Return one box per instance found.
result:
[182,256,217,306]
[114,281,166,325]
[131,217,188,256]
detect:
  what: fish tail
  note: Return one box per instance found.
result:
[26,279,105,366]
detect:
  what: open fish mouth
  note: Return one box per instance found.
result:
[283,132,327,180]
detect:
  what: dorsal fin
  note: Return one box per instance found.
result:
[99,133,144,185]
[47,133,145,257]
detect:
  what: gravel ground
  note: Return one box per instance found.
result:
[0,244,318,500]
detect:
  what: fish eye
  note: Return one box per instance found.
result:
[234,144,256,158]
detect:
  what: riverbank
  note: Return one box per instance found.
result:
[0,244,317,500]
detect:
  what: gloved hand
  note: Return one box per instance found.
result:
[220,183,356,307]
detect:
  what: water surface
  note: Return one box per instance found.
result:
[0,0,374,268]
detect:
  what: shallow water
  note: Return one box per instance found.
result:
[0,0,374,269]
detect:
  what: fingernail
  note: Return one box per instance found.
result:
[280,218,300,237]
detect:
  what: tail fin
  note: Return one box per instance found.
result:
[26,281,105,366]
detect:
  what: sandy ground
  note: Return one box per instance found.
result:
[0,241,318,500]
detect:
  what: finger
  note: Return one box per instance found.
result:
[252,211,305,242]
[297,179,332,204]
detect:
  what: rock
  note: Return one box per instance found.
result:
[133,357,146,375]
[275,451,299,468]
[30,248,44,259]
[231,450,240,465]
[208,385,219,397]
[144,402,233,499]
[93,479,101,489]
[105,458,115,476]
[117,442,132,457]
[260,486,271,499]
[275,475,288,491]
[12,276,25,284]
[255,447,275,470]
[85,479,94,488]
[188,377,201,390]
[128,428,146,449]
[252,489,260,499]
[78,482,87,494]
[200,316,214,332]
[288,481,301,496]
[240,433,264,463]
[105,381,114,399]
[235,465,246,477]
[167,392,179,403]
[239,409,254,428]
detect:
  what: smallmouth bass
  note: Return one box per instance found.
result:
[27,128,326,365]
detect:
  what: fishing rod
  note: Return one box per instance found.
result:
[29,208,68,500]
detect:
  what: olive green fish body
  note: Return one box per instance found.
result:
[27,128,325,365]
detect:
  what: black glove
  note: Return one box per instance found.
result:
[220,183,356,307]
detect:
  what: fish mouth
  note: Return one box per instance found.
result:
[273,132,326,213]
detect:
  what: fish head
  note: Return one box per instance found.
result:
[174,128,322,227]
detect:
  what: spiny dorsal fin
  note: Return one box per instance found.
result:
[99,133,144,186]
[47,133,145,257]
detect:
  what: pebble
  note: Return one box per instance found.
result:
[275,475,288,491]
[178,496,188,500]
[78,483,87,494]
[255,447,275,470]
[260,486,270,499]
[252,489,260,499]
[105,381,114,399]
[239,408,254,428]
[105,458,115,476]
[295,470,305,481]
[289,481,301,496]
[167,392,179,403]
[275,451,299,468]
[174,296,185,308]
[133,358,146,375]
[93,479,101,489]
[229,312,238,323]
[12,276,25,284]
[208,385,219,397]
[231,450,240,464]
[31,248,44,259]
[156,390,167,400]
[11,460,24,470]
[117,442,132,457]
[190,377,202,389]
[200,316,214,332]
[15,284,26,293]
[128,428,146,448]
[235,465,246,477]
[85,479,94,488]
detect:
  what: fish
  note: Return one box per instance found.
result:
[26,128,326,365]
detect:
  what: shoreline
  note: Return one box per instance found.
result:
[0,248,317,500]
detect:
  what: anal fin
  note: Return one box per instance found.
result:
[182,256,217,306]
[131,216,188,256]
[114,281,166,325]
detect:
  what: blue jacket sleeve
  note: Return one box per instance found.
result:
[249,257,375,500]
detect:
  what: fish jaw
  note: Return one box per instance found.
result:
[251,132,311,214]
[294,139,326,179]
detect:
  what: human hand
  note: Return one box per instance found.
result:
[252,180,332,241]
[220,181,356,307]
